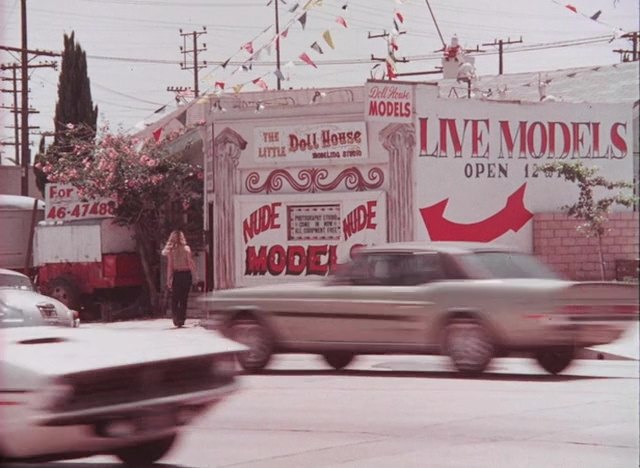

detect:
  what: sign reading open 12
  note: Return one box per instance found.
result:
[45,183,116,221]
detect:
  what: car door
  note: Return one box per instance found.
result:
[298,252,437,347]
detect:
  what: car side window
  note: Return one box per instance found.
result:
[401,253,445,285]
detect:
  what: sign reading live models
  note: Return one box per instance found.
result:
[413,91,634,252]
[254,122,368,163]
[235,192,387,286]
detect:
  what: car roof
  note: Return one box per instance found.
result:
[0,268,29,278]
[362,241,515,255]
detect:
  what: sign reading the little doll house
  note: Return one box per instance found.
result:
[254,122,368,163]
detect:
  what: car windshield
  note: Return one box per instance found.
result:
[0,273,34,291]
[458,251,560,280]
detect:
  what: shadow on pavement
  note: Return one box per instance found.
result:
[6,463,195,468]
[255,368,618,382]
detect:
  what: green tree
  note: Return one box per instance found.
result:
[36,123,203,310]
[540,161,637,280]
[35,32,98,194]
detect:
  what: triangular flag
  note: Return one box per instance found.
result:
[323,30,335,49]
[242,64,253,72]
[395,11,404,23]
[153,104,167,114]
[393,19,400,34]
[289,2,299,12]
[565,4,577,13]
[252,78,268,90]
[341,3,347,9]
[310,41,324,54]
[221,58,231,69]
[336,16,348,28]
[215,81,225,90]
[281,28,289,38]
[233,84,244,94]
[590,10,601,21]
[152,127,163,142]
[274,69,286,81]
[298,12,307,29]
[176,110,187,126]
[299,52,317,68]
[243,42,254,54]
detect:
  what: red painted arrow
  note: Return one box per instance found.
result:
[419,183,533,242]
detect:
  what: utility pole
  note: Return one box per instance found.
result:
[369,30,409,79]
[166,85,193,105]
[272,0,282,90]
[482,37,523,75]
[613,31,639,62]
[179,27,207,98]
[1,62,56,167]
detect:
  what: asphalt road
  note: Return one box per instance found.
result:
[12,320,640,468]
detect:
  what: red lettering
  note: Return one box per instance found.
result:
[527,121,548,159]
[267,245,286,275]
[242,203,282,243]
[470,119,489,158]
[548,121,571,159]
[610,122,627,158]
[245,245,339,276]
[286,245,306,275]
[307,245,328,275]
[499,120,527,158]
[245,246,268,275]
[343,201,378,241]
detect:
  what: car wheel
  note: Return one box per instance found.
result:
[48,277,81,310]
[443,319,494,374]
[229,318,274,373]
[535,347,575,374]
[114,433,176,466]
[322,352,355,370]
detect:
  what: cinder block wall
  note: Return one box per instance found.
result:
[533,212,639,281]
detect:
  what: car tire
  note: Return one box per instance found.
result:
[229,318,274,373]
[443,318,494,374]
[322,352,355,370]
[535,346,575,374]
[48,277,81,311]
[114,433,176,466]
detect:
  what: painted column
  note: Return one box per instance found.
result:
[380,123,416,242]
[213,128,247,289]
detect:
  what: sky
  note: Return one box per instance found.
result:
[1,0,638,165]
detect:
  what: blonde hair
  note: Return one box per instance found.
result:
[162,230,188,256]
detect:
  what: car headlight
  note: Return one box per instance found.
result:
[35,381,74,410]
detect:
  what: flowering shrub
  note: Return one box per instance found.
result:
[36,123,204,308]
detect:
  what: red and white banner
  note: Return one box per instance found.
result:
[413,88,634,251]
[365,81,414,123]
[254,122,368,163]
[235,192,387,286]
[45,183,116,222]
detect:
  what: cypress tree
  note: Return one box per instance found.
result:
[35,32,98,193]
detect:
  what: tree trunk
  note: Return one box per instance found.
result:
[134,223,160,312]
[597,233,606,281]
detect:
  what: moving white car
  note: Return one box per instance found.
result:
[0,317,244,464]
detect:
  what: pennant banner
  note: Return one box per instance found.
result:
[233,84,244,94]
[243,42,254,54]
[323,30,335,49]
[299,52,318,68]
[298,12,308,29]
[336,16,348,28]
[310,41,324,54]
[152,127,163,142]
[274,69,286,81]
[215,81,225,89]
[252,78,268,90]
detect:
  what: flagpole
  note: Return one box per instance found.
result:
[275,0,282,90]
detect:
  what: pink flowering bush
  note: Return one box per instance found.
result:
[36,123,204,309]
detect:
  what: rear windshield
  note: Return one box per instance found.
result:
[0,273,34,290]
[458,251,560,280]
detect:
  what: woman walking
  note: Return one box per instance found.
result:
[162,230,197,328]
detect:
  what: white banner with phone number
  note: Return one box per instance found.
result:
[45,183,116,221]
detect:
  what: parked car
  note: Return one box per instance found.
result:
[200,242,639,375]
[0,321,245,464]
[0,268,78,328]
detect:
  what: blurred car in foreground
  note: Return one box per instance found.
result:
[201,242,639,375]
[0,268,78,328]
[0,321,244,464]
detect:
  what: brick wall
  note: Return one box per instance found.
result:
[533,212,639,281]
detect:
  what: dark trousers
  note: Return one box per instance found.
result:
[171,271,192,326]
